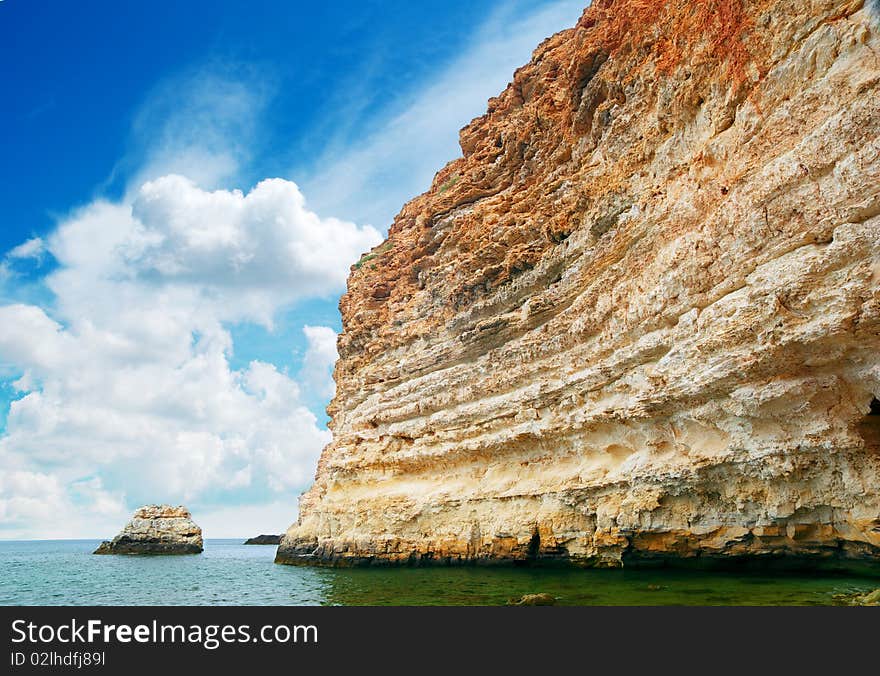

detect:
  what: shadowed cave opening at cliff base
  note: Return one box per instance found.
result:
[857,398,880,454]
[276,0,880,570]
[526,528,541,561]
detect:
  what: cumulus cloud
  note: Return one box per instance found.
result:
[0,468,130,539]
[0,470,128,539]
[0,1,582,538]
[132,177,377,306]
[0,176,378,538]
[43,175,380,328]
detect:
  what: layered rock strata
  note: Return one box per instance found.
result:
[278,0,880,567]
[244,534,282,545]
[94,505,203,555]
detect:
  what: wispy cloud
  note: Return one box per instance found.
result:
[0,237,47,288]
[298,0,584,231]
[6,238,45,261]
[105,64,276,196]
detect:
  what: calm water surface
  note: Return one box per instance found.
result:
[1,540,877,606]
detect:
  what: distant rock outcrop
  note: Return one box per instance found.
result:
[244,534,282,545]
[277,0,880,568]
[94,505,203,555]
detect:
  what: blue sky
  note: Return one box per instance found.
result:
[0,0,584,537]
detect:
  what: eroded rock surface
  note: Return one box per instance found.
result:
[94,505,203,555]
[278,0,880,568]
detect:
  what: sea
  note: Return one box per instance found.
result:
[1,539,877,606]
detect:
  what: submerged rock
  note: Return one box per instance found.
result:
[244,534,282,545]
[94,505,203,555]
[833,588,880,606]
[857,589,880,606]
[277,0,880,568]
[508,593,557,606]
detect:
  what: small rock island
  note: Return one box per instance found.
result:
[244,534,281,545]
[94,504,203,555]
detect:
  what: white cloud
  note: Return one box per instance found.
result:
[0,1,583,539]
[0,176,377,538]
[300,326,338,400]
[300,0,585,230]
[0,304,71,374]
[0,237,47,284]
[196,499,303,539]
[131,176,378,308]
[6,238,45,261]
[0,470,128,540]
[120,68,273,191]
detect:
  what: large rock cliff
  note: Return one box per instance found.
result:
[277,0,880,567]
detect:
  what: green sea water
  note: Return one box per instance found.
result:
[1,540,877,606]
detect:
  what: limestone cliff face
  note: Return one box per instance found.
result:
[278,0,880,567]
[94,505,203,555]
